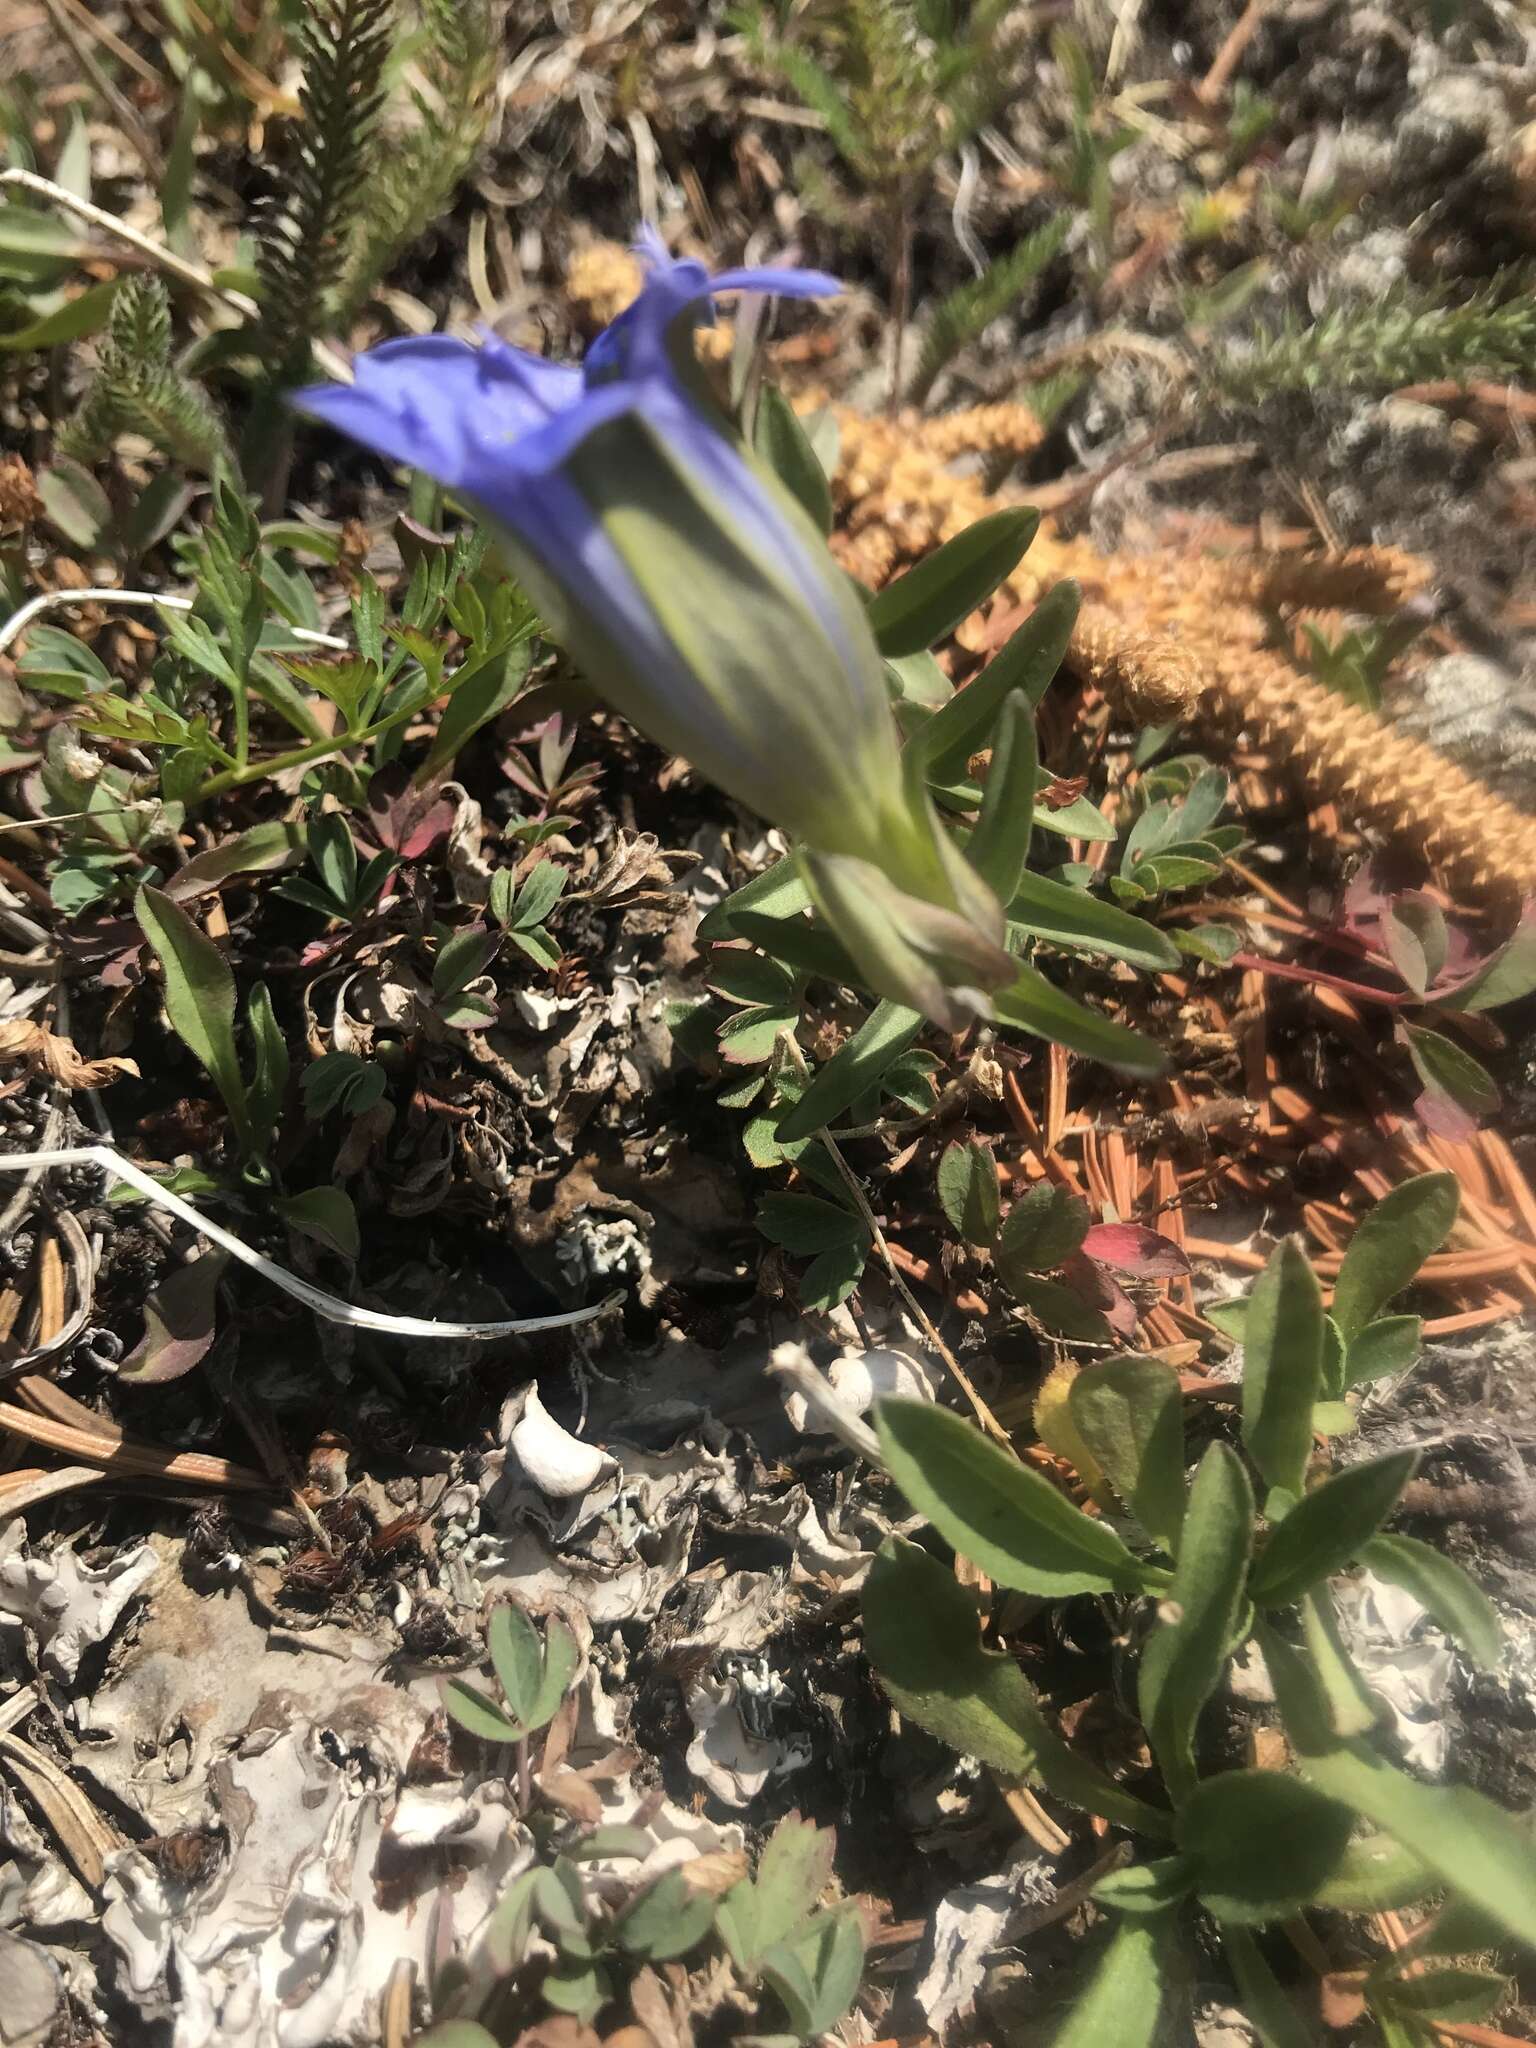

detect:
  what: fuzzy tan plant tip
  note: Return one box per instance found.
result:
[0,455,42,536]
[565,237,644,331]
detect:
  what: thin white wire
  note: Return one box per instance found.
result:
[0,586,348,662]
[0,1146,621,1340]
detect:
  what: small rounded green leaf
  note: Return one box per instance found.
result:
[937,1138,1001,1247]
[997,1181,1090,1277]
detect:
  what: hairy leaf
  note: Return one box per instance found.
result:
[1359,1533,1502,1673]
[863,1539,1171,1833]
[876,1400,1153,1597]
[1068,1356,1185,1554]
[1138,1443,1253,1802]
[1180,1769,1356,1922]
[1241,1238,1324,1500]
[1331,1173,1459,1345]
[937,1137,1000,1246]
[1249,1451,1419,1608]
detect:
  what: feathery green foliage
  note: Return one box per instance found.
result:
[256,0,393,370]
[738,0,1023,200]
[335,0,498,318]
[1209,274,1536,405]
[908,214,1070,402]
[59,276,231,476]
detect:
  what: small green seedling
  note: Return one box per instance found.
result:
[442,1604,579,1748]
[864,1170,1524,2047]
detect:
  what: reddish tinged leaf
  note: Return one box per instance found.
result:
[1412,1087,1477,1140]
[1081,1223,1190,1280]
[119,1252,226,1383]
[367,764,456,859]
[1063,1253,1139,1337]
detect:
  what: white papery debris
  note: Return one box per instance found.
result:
[0,1931,65,2048]
[913,1847,1057,2037]
[503,1384,617,1499]
[684,1675,789,1806]
[1332,1569,1458,1774]
[0,1537,159,1683]
[772,1342,940,1459]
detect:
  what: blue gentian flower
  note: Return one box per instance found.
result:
[294,232,1012,1025]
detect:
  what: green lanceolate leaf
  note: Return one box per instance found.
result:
[135,885,253,1153]
[1007,869,1182,972]
[1048,1913,1177,2048]
[863,1539,1172,1834]
[877,1401,1155,1598]
[1262,1627,1536,1950]
[1300,1586,1385,1739]
[996,1180,1090,1276]
[937,1137,1000,1246]
[1179,1768,1356,1922]
[488,1604,544,1721]
[1372,1967,1509,2024]
[1331,1173,1459,1346]
[867,508,1039,658]
[417,640,530,785]
[1138,1443,1254,1804]
[1241,1238,1324,1500]
[1358,1533,1503,1672]
[753,383,833,534]
[1221,1927,1319,2048]
[993,958,1166,1076]
[1249,1450,1419,1608]
[1068,1355,1186,1555]
[776,999,922,1140]
[696,854,811,939]
[245,981,289,1158]
[965,691,1038,901]
[915,579,1081,779]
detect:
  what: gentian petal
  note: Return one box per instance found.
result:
[707,265,842,301]
[294,336,581,488]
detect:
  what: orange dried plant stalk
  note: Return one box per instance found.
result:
[830,406,1536,904]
